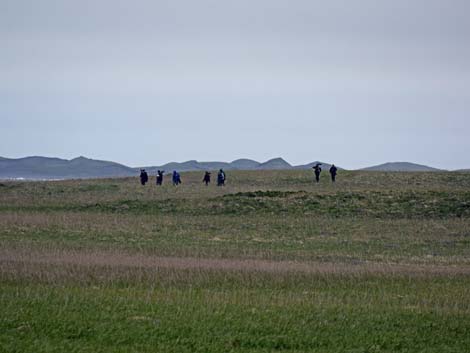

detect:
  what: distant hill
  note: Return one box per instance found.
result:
[5,155,451,180]
[293,161,341,171]
[258,158,292,170]
[2,155,452,180]
[361,162,442,172]
[0,156,135,179]
[141,158,329,173]
[142,160,231,174]
[230,159,260,170]
[1,156,345,179]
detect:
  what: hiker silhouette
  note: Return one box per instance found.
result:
[203,171,211,186]
[313,164,322,183]
[156,170,164,186]
[329,164,338,182]
[217,169,226,186]
[140,169,148,185]
[172,171,182,186]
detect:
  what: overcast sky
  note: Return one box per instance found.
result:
[1,0,469,169]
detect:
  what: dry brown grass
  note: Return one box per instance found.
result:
[2,246,469,284]
[2,210,470,266]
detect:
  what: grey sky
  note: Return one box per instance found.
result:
[1,0,469,169]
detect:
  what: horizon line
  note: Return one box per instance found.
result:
[1,154,468,171]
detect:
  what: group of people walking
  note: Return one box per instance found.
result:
[313,163,338,183]
[202,169,226,186]
[139,169,226,186]
[140,165,337,186]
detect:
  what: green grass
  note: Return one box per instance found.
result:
[2,274,470,353]
[1,170,470,352]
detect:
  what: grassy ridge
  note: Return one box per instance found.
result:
[2,171,470,219]
[2,190,470,218]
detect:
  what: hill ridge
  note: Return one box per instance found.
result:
[361,162,442,172]
[0,155,457,179]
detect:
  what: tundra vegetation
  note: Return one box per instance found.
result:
[1,170,470,352]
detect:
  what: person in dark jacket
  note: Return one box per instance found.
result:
[312,164,322,183]
[203,171,211,186]
[156,170,164,186]
[329,164,338,182]
[217,169,226,186]
[140,169,148,185]
[172,171,182,186]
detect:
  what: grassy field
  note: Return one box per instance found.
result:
[1,170,470,352]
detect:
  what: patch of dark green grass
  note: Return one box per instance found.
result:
[219,190,470,218]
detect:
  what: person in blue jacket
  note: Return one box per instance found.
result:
[172,171,182,186]
[217,169,226,186]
